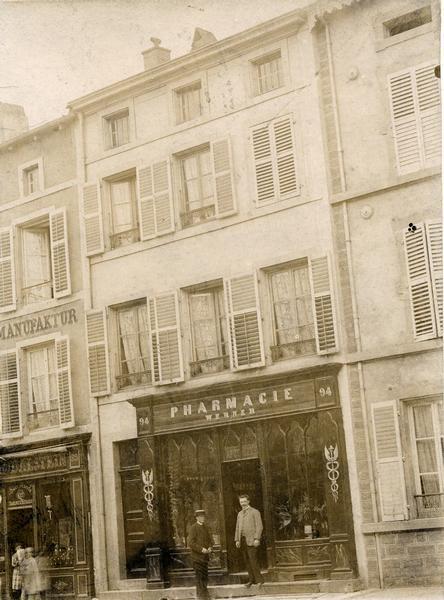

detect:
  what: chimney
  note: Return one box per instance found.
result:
[191,28,217,51]
[0,103,28,143]
[142,37,171,71]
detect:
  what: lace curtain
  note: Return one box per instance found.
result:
[29,345,57,413]
[22,228,52,302]
[118,304,150,376]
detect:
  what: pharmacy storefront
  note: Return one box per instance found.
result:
[129,367,357,587]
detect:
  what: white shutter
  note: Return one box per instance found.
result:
[403,223,436,340]
[224,273,265,370]
[0,228,16,312]
[426,220,443,336]
[82,183,104,256]
[389,63,441,175]
[0,350,21,437]
[137,160,174,240]
[148,292,184,385]
[86,310,110,395]
[309,256,338,354]
[50,209,71,298]
[252,123,276,205]
[56,337,74,428]
[388,69,422,175]
[415,64,441,168]
[273,116,298,199]
[371,401,407,521]
[211,138,236,217]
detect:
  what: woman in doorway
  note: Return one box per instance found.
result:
[11,543,25,600]
[20,547,41,600]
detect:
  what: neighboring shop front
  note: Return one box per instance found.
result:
[127,367,358,586]
[0,436,93,599]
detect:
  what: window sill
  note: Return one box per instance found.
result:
[361,517,444,534]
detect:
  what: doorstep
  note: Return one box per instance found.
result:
[96,579,362,600]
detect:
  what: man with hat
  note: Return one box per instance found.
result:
[188,509,213,600]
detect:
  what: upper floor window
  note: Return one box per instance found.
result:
[251,115,299,206]
[403,220,442,341]
[407,398,444,518]
[27,342,59,431]
[269,262,316,361]
[252,51,283,96]
[384,6,432,38]
[388,63,440,175]
[109,173,139,248]
[179,145,215,227]
[105,109,129,149]
[21,221,52,304]
[23,164,40,195]
[115,301,151,390]
[174,81,202,124]
[188,284,229,377]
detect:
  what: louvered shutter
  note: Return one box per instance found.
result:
[82,183,104,256]
[86,310,110,395]
[404,223,436,340]
[148,293,184,384]
[371,401,407,521]
[56,337,74,428]
[273,116,298,199]
[388,70,422,175]
[415,64,441,167]
[137,160,174,240]
[224,273,265,370]
[309,256,338,354]
[426,220,443,336]
[389,63,441,175]
[211,138,236,217]
[0,228,16,312]
[50,209,71,298]
[0,350,21,437]
[252,123,276,205]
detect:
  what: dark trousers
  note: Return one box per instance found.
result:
[193,559,210,600]
[241,538,264,584]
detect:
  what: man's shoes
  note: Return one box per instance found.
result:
[244,582,253,588]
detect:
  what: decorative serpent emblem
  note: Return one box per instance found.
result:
[324,444,339,502]
[142,468,155,520]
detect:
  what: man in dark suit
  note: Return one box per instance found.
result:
[188,509,213,600]
[235,494,264,588]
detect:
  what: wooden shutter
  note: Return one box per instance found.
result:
[309,256,338,354]
[252,123,276,205]
[82,183,104,256]
[0,228,16,312]
[389,63,441,175]
[224,273,265,370]
[137,160,174,241]
[86,310,110,395]
[403,223,436,340]
[426,220,443,336]
[0,350,21,437]
[388,69,422,175]
[273,116,298,199]
[211,138,236,217]
[415,64,441,167]
[56,337,74,428]
[50,209,71,298]
[148,293,184,384]
[371,401,407,521]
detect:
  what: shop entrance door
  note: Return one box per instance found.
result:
[8,507,36,550]
[221,458,267,574]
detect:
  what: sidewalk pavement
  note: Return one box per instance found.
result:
[229,588,444,600]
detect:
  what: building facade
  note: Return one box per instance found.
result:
[313,0,442,588]
[69,5,365,597]
[0,113,95,598]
